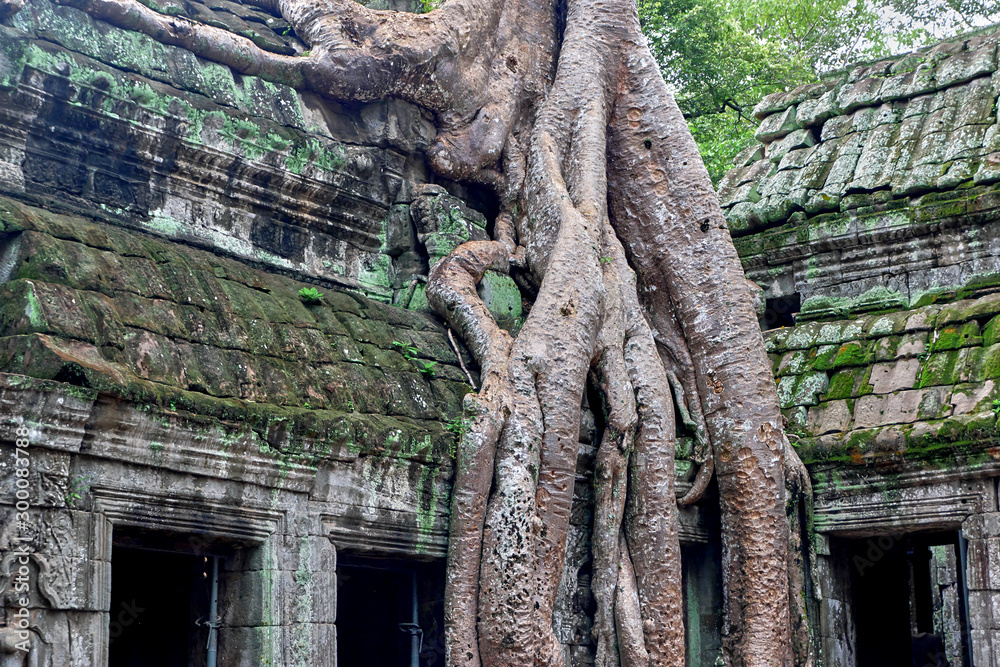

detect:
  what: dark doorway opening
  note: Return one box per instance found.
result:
[850,531,970,667]
[761,293,800,330]
[336,556,446,667]
[108,545,212,667]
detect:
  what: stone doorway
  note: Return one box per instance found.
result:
[849,531,970,667]
[108,545,213,667]
[336,556,446,667]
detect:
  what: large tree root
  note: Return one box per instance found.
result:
[68,0,800,664]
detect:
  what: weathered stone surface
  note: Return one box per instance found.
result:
[725,28,1000,316]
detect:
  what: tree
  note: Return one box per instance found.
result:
[56,0,799,664]
[640,0,1000,183]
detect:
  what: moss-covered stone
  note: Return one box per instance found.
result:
[918,349,966,388]
[0,196,474,430]
[930,320,983,351]
[829,341,874,369]
[983,314,1000,346]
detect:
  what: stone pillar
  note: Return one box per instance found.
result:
[963,511,1000,667]
[1,509,112,667]
[219,536,283,667]
[814,535,856,667]
[218,532,336,667]
[929,543,965,666]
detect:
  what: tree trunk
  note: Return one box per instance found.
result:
[59,0,798,663]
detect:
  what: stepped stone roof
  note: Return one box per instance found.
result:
[721,27,1000,230]
[720,26,1000,320]
[0,194,467,477]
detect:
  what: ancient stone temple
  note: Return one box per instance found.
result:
[719,26,1000,667]
[0,0,996,663]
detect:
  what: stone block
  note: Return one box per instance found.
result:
[968,590,999,629]
[755,106,800,143]
[806,400,852,435]
[836,78,883,113]
[218,625,284,667]
[896,331,929,358]
[776,350,811,376]
[855,389,928,427]
[931,320,983,351]
[776,372,829,408]
[853,394,887,428]
[919,349,969,388]
[819,596,851,643]
[966,537,1000,590]
[949,380,998,415]
[869,358,920,394]
[970,629,997,667]
[964,512,1000,539]
[967,343,1000,382]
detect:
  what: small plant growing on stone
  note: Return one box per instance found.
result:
[393,340,421,358]
[445,417,468,437]
[992,399,1000,418]
[65,475,93,508]
[298,286,324,304]
[394,340,437,378]
[413,358,438,378]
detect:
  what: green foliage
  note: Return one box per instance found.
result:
[392,340,421,358]
[298,286,324,304]
[416,0,443,13]
[992,399,1000,417]
[65,475,93,508]
[413,358,438,378]
[445,417,470,458]
[393,340,438,378]
[639,0,999,183]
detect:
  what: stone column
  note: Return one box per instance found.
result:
[218,531,336,667]
[814,534,856,667]
[963,511,1000,667]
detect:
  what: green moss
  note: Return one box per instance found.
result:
[918,350,965,388]
[983,315,1000,346]
[798,294,851,320]
[0,26,28,90]
[830,341,872,369]
[931,320,982,351]
[824,367,867,400]
[957,272,1000,299]
[477,271,522,332]
[975,344,1000,380]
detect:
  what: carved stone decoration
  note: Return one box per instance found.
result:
[0,553,64,610]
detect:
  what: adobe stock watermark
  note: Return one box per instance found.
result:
[108,599,145,645]
[9,424,34,653]
[851,533,898,576]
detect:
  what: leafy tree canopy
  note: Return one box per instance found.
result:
[639,0,1000,183]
